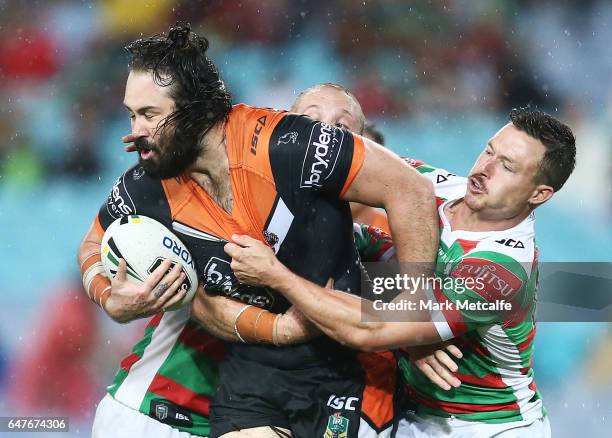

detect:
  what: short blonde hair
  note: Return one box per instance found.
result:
[291,83,365,134]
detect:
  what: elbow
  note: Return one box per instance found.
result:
[405,172,435,200]
[384,170,435,210]
[337,326,385,352]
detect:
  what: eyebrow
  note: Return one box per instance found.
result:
[123,104,159,114]
[300,104,321,113]
[487,141,517,165]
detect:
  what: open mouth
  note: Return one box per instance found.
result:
[468,176,486,194]
[139,148,156,160]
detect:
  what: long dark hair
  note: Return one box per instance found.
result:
[125,24,232,149]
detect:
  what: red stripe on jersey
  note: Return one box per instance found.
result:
[120,353,141,372]
[461,335,491,358]
[529,380,537,393]
[433,285,468,336]
[453,371,508,389]
[148,374,211,416]
[403,158,425,168]
[404,384,520,414]
[516,327,536,353]
[148,313,163,327]
[178,323,226,362]
[456,239,479,254]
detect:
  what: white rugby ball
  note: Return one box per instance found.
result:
[100,215,198,310]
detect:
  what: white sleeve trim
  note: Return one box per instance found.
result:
[424,283,454,340]
[433,320,454,341]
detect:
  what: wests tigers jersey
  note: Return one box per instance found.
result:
[94,104,366,434]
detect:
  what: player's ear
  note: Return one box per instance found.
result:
[528,184,554,207]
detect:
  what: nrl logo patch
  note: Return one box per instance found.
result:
[155,403,168,420]
[324,412,349,438]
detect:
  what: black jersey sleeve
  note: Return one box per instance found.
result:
[97,165,172,231]
[268,114,361,205]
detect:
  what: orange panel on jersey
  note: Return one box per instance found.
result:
[340,133,365,197]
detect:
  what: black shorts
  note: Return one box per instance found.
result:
[210,341,397,438]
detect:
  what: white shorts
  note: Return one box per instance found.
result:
[396,412,551,438]
[92,393,205,438]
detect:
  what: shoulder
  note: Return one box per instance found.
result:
[402,157,467,201]
[103,164,169,223]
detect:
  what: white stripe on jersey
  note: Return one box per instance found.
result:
[478,324,543,421]
[424,284,453,340]
[172,221,226,242]
[358,418,392,438]
[266,196,294,253]
[113,307,190,410]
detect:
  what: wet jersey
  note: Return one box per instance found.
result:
[357,159,545,424]
[94,104,365,435]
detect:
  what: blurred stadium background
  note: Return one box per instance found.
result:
[0,0,610,436]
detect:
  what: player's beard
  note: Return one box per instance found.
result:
[134,130,201,179]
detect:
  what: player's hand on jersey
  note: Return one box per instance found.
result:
[224,234,283,287]
[406,341,463,390]
[105,258,187,323]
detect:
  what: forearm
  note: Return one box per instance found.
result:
[267,262,441,351]
[266,263,380,350]
[77,220,113,312]
[190,290,319,346]
[385,174,438,267]
[190,291,244,342]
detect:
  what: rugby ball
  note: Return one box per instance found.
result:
[100,215,198,310]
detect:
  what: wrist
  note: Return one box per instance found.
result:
[266,260,294,293]
[234,305,278,344]
[273,313,288,346]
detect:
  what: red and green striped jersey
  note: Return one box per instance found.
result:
[106,307,224,436]
[358,158,545,424]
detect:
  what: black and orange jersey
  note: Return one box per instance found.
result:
[95,104,398,436]
[96,103,365,314]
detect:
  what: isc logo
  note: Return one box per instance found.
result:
[327,395,359,411]
[162,236,195,269]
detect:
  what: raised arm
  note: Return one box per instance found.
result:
[342,138,438,268]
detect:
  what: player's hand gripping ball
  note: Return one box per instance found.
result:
[101,215,198,310]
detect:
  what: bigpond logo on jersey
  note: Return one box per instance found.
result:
[106,175,135,219]
[450,257,523,301]
[203,257,275,308]
[300,122,344,188]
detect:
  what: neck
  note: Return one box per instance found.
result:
[188,121,233,214]
[446,199,532,232]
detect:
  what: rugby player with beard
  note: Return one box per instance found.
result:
[77,24,439,438]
